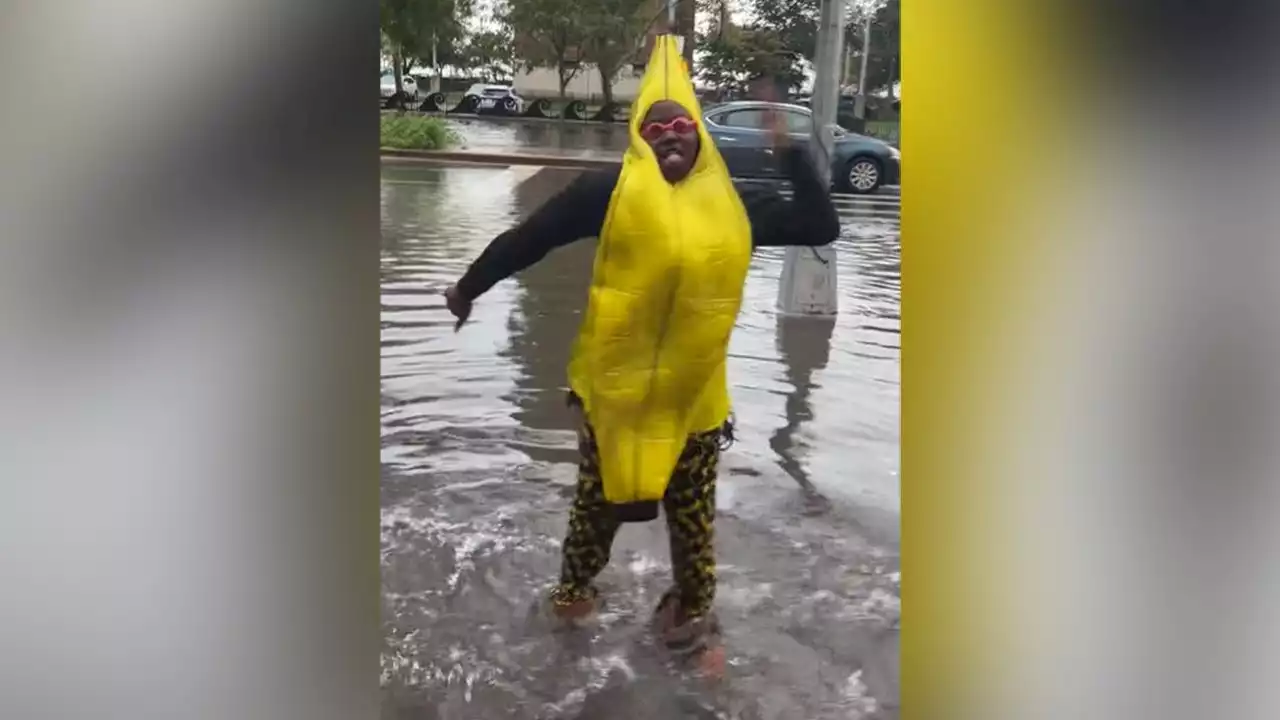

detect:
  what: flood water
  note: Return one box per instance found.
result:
[380,162,901,719]
[447,116,630,156]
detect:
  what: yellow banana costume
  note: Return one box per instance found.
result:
[566,35,752,509]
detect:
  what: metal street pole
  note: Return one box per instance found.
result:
[844,42,855,88]
[664,0,693,65]
[854,13,872,120]
[430,34,441,94]
[777,0,845,316]
[808,2,842,187]
[664,0,685,57]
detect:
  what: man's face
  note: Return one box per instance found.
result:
[640,100,699,183]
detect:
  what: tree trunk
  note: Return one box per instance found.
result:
[598,63,614,106]
[399,40,414,80]
[716,0,731,38]
[392,45,404,100]
[678,0,696,72]
[558,64,569,100]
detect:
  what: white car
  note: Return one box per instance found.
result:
[380,72,418,102]
[465,84,524,114]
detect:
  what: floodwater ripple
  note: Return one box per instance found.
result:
[381,164,900,719]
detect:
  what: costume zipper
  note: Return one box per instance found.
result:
[582,170,639,500]
[583,170,629,407]
[633,184,684,499]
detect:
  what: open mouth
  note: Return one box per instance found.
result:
[657,145,685,164]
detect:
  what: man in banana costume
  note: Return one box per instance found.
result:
[444,36,839,661]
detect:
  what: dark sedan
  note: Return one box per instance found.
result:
[703,101,900,194]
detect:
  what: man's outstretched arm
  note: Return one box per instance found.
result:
[741,146,841,249]
[452,167,620,302]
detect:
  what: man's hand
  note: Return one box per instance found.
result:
[766,107,791,151]
[443,285,472,331]
[759,87,791,152]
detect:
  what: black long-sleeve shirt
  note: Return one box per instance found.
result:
[456,146,840,301]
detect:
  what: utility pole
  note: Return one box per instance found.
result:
[665,0,681,58]
[777,0,845,317]
[664,0,684,55]
[853,13,872,121]
[430,35,441,94]
[662,0,694,68]
[844,42,856,88]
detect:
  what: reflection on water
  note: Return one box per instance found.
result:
[448,117,630,155]
[770,315,836,501]
[380,164,900,719]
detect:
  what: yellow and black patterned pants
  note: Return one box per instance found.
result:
[550,414,725,622]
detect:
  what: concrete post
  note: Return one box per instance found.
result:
[777,0,845,317]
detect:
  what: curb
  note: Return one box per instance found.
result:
[381,109,619,127]
[380,148,620,170]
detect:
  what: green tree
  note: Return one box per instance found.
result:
[698,33,748,97]
[704,0,733,40]
[579,0,651,106]
[380,3,408,95]
[747,0,820,61]
[747,0,899,96]
[380,0,474,94]
[464,28,516,82]
[844,0,899,97]
[698,27,804,98]
[503,0,588,100]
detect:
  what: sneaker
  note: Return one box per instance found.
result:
[549,586,599,625]
[693,640,726,679]
[653,591,725,679]
[552,596,597,622]
[652,589,683,638]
